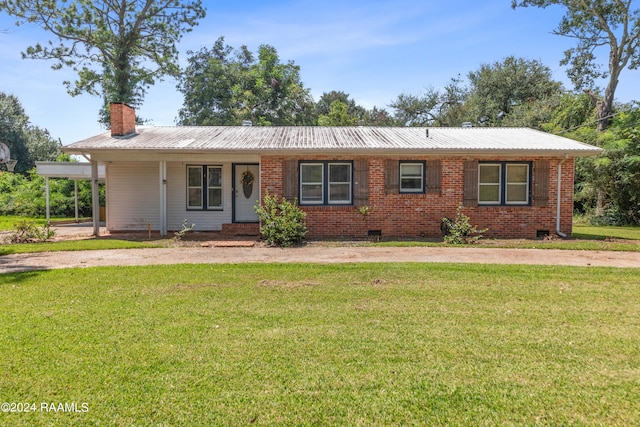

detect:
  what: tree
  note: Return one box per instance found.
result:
[575,104,640,224]
[0,0,206,122]
[389,87,441,126]
[0,92,60,174]
[389,77,470,127]
[465,56,563,126]
[318,101,358,126]
[512,1,640,131]
[316,91,392,126]
[177,38,315,126]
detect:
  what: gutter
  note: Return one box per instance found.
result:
[556,155,569,238]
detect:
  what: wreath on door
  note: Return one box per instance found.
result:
[241,169,254,198]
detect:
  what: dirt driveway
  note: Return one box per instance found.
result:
[1,224,639,273]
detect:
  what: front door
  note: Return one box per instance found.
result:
[233,164,260,222]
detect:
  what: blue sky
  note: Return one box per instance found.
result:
[1,0,638,145]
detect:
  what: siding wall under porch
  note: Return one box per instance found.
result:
[260,155,575,240]
[105,160,242,233]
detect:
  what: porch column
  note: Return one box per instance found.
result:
[91,160,100,236]
[45,177,50,224]
[159,161,167,236]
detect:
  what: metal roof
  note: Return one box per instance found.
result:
[64,126,602,156]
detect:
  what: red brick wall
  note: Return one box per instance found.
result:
[260,155,575,239]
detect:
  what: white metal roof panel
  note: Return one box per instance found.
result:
[64,126,602,156]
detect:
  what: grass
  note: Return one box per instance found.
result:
[0,239,163,256]
[1,263,639,425]
[573,224,640,240]
[0,215,48,231]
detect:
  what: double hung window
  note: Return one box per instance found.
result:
[299,161,352,205]
[478,162,530,205]
[399,162,425,193]
[187,165,223,210]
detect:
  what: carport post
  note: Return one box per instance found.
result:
[45,177,50,223]
[74,180,79,222]
[91,160,100,236]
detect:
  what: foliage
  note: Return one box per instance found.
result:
[316,91,392,126]
[3,220,54,243]
[441,204,488,244]
[465,56,563,126]
[0,166,101,218]
[173,219,195,241]
[512,0,640,131]
[1,263,640,425]
[568,104,640,224]
[390,87,442,126]
[317,100,358,126]
[0,92,61,173]
[177,37,316,126]
[390,77,471,127]
[254,191,307,247]
[0,0,206,122]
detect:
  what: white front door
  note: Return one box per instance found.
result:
[234,164,260,222]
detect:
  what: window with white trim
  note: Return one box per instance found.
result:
[187,165,223,210]
[399,161,425,193]
[478,162,530,205]
[299,161,352,205]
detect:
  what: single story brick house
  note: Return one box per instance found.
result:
[64,103,602,239]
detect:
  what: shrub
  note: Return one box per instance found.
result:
[254,191,307,247]
[4,220,55,244]
[174,219,195,241]
[441,204,487,244]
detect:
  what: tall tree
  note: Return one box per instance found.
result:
[512,0,640,131]
[389,87,441,126]
[177,38,315,126]
[0,0,206,122]
[465,56,563,126]
[0,92,61,174]
[318,101,358,126]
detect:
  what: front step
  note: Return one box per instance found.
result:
[221,222,260,237]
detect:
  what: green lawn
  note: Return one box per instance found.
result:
[0,239,163,256]
[1,263,639,425]
[573,224,640,240]
[0,215,47,230]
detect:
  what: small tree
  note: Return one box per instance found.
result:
[254,191,307,247]
[441,204,487,244]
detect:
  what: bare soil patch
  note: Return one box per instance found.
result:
[1,224,639,273]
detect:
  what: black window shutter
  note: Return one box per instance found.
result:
[463,160,478,207]
[534,160,550,207]
[385,159,399,194]
[353,159,369,206]
[426,160,442,194]
[282,159,298,201]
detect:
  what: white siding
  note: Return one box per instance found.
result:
[106,162,160,231]
[166,161,233,231]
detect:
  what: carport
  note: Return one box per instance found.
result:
[35,162,105,226]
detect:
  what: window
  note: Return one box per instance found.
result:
[478,162,530,205]
[299,161,352,205]
[399,162,425,193]
[187,165,223,210]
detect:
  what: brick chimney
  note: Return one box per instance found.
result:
[110,102,136,137]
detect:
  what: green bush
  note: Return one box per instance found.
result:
[442,204,488,244]
[254,191,308,247]
[0,168,102,218]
